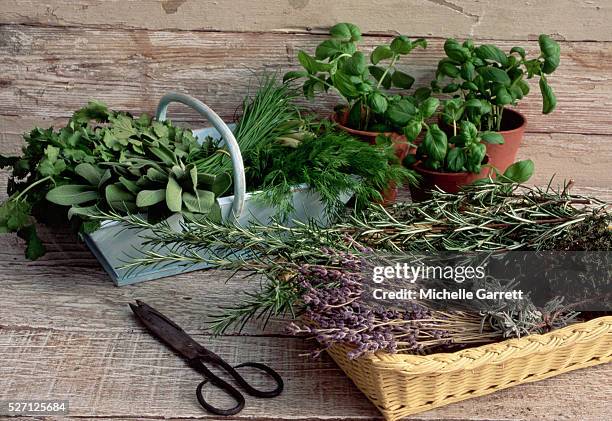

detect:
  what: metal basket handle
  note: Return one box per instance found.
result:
[155,92,246,221]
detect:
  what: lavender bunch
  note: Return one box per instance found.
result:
[286,248,496,359]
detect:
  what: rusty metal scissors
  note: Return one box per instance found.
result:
[129,300,283,416]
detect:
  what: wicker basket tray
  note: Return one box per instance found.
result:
[326,316,612,421]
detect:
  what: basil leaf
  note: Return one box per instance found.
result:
[298,51,319,74]
[424,124,448,162]
[420,97,440,119]
[329,22,361,42]
[403,120,423,142]
[481,132,504,144]
[539,77,557,114]
[367,92,388,114]
[390,35,412,54]
[446,147,466,172]
[386,99,417,126]
[391,70,415,89]
[502,159,534,183]
[475,44,508,66]
[478,67,511,86]
[370,45,394,65]
[368,66,392,89]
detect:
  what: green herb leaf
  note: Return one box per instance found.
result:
[370,45,394,65]
[502,159,534,183]
[367,92,388,115]
[212,173,232,196]
[475,44,508,66]
[444,39,469,62]
[385,99,417,126]
[539,77,557,114]
[446,147,466,172]
[298,51,319,74]
[368,66,392,89]
[17,225,45,260]
[424,124,448,162]
[420,97,440,119]
[46,184,98,206]
[283,70,309,83]
[478,67,511,86]
[390,35,412,54]
[75,163,103,186]
[166,176,183,212]
[329,23,361,42]
[538,34,560,74]
[136,189,166,207]
[391,70,415,89]
[182,190,215,213]
[403,120,422,141]
[481,132,504,144]
[343,51,366,76]
[105,183,136,212]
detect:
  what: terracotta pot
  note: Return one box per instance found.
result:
[331,110,410,205]
[440,108,526,173]
[409,157,491,202]
[331,111,411,161]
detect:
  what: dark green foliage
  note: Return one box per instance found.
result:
[251,122,418,217]
[284,22,427,131]
[432,35,561,131]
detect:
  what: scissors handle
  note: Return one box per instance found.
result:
[191,358,284,416]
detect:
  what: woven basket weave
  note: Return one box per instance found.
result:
[327,316,612,421]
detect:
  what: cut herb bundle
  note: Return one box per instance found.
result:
[0,75,415,259]
[93,179,610,357]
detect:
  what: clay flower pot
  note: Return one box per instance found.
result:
[440,108,526,173]
[331,111,411,161]
[331,110,412,204]
[409,156,491,202]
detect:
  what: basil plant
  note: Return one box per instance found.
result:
[432,35,560,131]
[284,22,429,132]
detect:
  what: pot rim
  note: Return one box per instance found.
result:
[497,108,527,134]
[412,155,490,177]
[331,109,407,139]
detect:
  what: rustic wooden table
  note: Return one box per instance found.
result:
[0,211,610,421]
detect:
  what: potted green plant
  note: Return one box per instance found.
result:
[284,22,429,162]
[402,98,506,201]
[431,35,560,171]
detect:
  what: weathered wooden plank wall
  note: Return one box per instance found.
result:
[0,1,610,197]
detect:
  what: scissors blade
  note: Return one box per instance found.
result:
[130,300,203,360]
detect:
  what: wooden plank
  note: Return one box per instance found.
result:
[0,0,611,42]
[0,26,611,135]
[0,326,609,420]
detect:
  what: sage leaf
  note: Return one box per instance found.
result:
[118,176,140,194]
[75,163,103,186]
[105,183,136,212]
[182,190,215,213]
[46,184,98,206]
[67,205,100,220]
[146,167,168,183]
[136,189,166,207]
[166,176,183,212]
